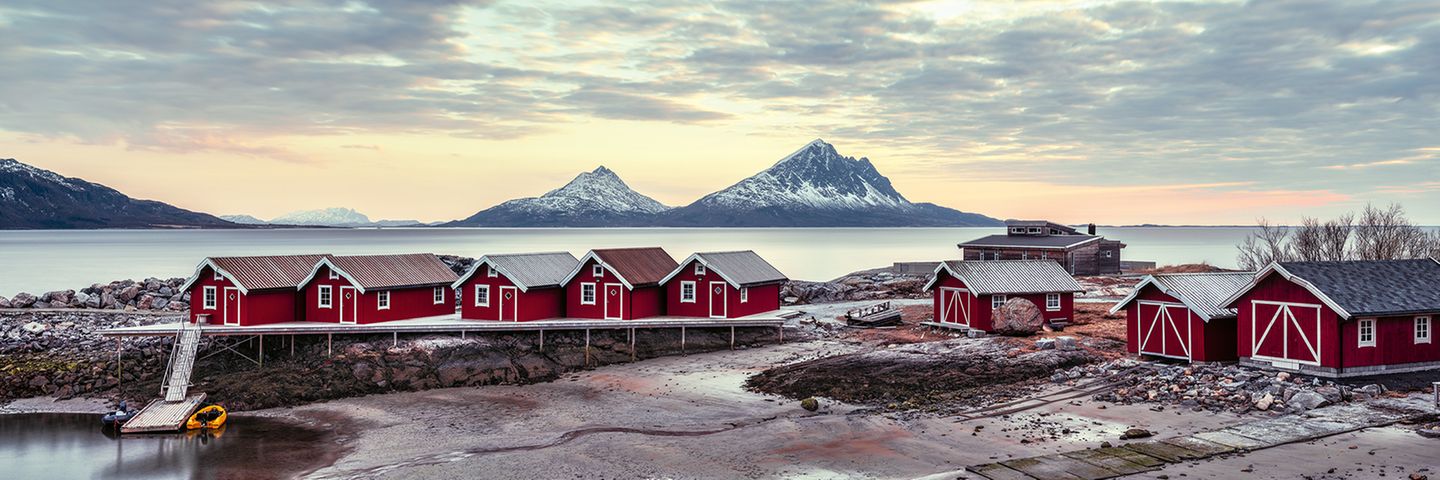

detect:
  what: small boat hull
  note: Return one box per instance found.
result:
[186,405,227,430]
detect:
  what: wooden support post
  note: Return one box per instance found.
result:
[681,326,687,356]
[730,326,736,350]
[584,329,591,367]
[116,338,122,388]
[778,325,784,344]
[629,328,636,362]
[461,330,466,339]
[259,334,264,367]
[327,333,332,356]
[290,334,295,356]
[539,330,544,352]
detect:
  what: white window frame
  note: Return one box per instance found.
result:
[1416,316,1432,344]
[581,283,596,305]
[592,264,603,277]
[695,263,706,275]
[486,266,498,278]
[212,271,223,281]
[1027,227,1041,234]
[328,270,339,280]
[1009,227,1025,234]
[378,291,390,310]
[1358,318,1376,347]
[992,294,1007,310]
[319,285,332,308]
[1103,250,1114,258]
[475,284,490,307]
[680,281,696,303]
[203,286,217,310]
[1046,293,1061,311]
[741,287,749,303]
[433,286,444,305]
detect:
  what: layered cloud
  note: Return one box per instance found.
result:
[2,0,1438,220]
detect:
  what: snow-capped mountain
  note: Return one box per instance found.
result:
[270,207,373,227]
[660,140,1000,227]
[446,166,670,227]
[220,214,268,225]
[0,158,237,229]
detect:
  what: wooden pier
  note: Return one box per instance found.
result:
[121,393,207,433]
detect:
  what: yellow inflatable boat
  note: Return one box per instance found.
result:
[186,405,227,430]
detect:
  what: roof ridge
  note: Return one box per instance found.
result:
[1154,271,1253,276]
[697,250,757,254]
[487,251,572,257]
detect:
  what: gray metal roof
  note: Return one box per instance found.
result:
[958,234,1101,249]
[458,252,579,291]
[683,251,788,287]
[1277,259,1440,317]
[926,260,1083,294]
[1113,272,1254,320]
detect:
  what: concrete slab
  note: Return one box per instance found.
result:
[1190,430,1269,450]
[1088,447,1168,469]
[1159,436,1235,457]
[1224,417,1359,445]
[967,463,1033,480]
[1120,441,1206,463]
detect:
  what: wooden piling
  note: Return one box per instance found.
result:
[681,326,686,356]
[259,334,264,367]
[584,329,591,366]
[730,326,735,350]
[327,333,332,356]
[629,328,636,362]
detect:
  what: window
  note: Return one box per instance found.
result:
[581,283,596,305]
[433,286,444,305]
[695,263,706,275]
[486,266,498,278]
[212,270,223,281]
[203,286,216,309]
[319,286,332,308]
[1417,317,1432,344]
[592,264,603,277]
[1021,252,1030,260]
[475,285,490,307]
[1103,250,1114,258]
[1358,318,1375,347]
[741,287,749,303]
[1046,293,1061,311]
[989,251,1001,261]
[328,269,339,280]
[992,294,1007,309]
[1050,229,1062,235]
[680,281,696,303]
[378,291,390,310]
[1009,227,1025,234]
[1027,227,1041,234]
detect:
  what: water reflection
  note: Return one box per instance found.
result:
[0,414,337,479]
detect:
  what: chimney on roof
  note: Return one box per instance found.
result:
[1087,223,1097,235]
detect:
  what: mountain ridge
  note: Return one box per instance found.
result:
[0,158,239,229]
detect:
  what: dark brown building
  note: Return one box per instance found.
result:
[957,220,1125,275]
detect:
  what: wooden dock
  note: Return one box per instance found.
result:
[121,393,206,433]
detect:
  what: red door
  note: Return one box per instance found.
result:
[604,283,624,320]
[709,281,727,318]
[1137,301,1190,360]
[1250,301,1321,365]
[340,286,358,324]
[499,286,518,321]
[223,287,240,325]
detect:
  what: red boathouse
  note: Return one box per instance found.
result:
[1110,272,1254,362]
[180,254,330,326]
[561,247,678,320]
[297,254,459,324]
[660,251,788,318]
[452,252,578,322]
[923,260,1083,333]
[1222,259,1440,377]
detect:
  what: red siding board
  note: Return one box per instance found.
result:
[664,259,781,318]
[301,265,453,324]
[457,264,565,322]
[188,265,303,326]
[1121,284,1239,363]
[565,258,664,320]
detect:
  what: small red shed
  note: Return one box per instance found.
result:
[923,260,1083,333]
[1222,259,1440,377]
[561,247,678,320]
[180,254,330,326]
[1110,272,1254,362]
[660,251,788,318]
[452,252,578,322]
[297,254,459,324]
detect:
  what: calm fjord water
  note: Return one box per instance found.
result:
[0,227,1257,296]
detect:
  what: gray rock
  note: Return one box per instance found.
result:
[1035,338,1056,350]
[0,296,10,308]
[1055,336,1078,351]
[1253,392,1275,411]
[1288,391,1328,411]
[11,292,37,308]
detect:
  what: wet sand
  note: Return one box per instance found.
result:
[267,339,1263,479]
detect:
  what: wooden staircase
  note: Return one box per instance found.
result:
[121,323,206,433]
[163,323,201,401]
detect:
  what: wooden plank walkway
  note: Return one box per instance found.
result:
[966,396,1438,479]
[919,321,971,332]
[121,393,206,433]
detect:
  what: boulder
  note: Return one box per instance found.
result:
[0,296,9,308]
[116,285,142,303]
[1289,391,1328,411]
[1055,336,1078,351]
[1035,338,1056,350]
[800,397,820,412]
[1254,392,1275,411]
[1120,428,1153,440]
[11,292,37,308]
[992,298,1044,336]
[22,322,47,334]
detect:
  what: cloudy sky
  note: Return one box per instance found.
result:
[2,0,1438,224]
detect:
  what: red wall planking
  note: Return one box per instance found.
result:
[456,264,565,322]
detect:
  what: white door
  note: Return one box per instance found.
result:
[939,287,969,326]
[340,286,358,324]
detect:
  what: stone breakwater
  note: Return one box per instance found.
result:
[1,309,794,411]
[1056,360,1388,415]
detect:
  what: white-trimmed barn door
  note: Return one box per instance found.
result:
[1137,301,1190,360]
[939,287,970,326]
[1251,301,1322,367]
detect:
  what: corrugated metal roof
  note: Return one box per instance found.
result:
[464,252,579,291]
[958,234,1101,249]
[593,247,678,287]
[1278,259,1440,317]
[1149,272,1254,319]
[930,260,1082,295]
[692,251,788,287]
[328,254,458,290]
[209,254,330,291]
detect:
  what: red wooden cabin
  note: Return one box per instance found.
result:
[180,254,330,326]
[297,254,459,324]
[923,260,1082,333]
[660,251,788,318]
[1222,259,1440,377]
[452,252,578,322]
[561,247,678,320]
[1111,272,1253,362]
